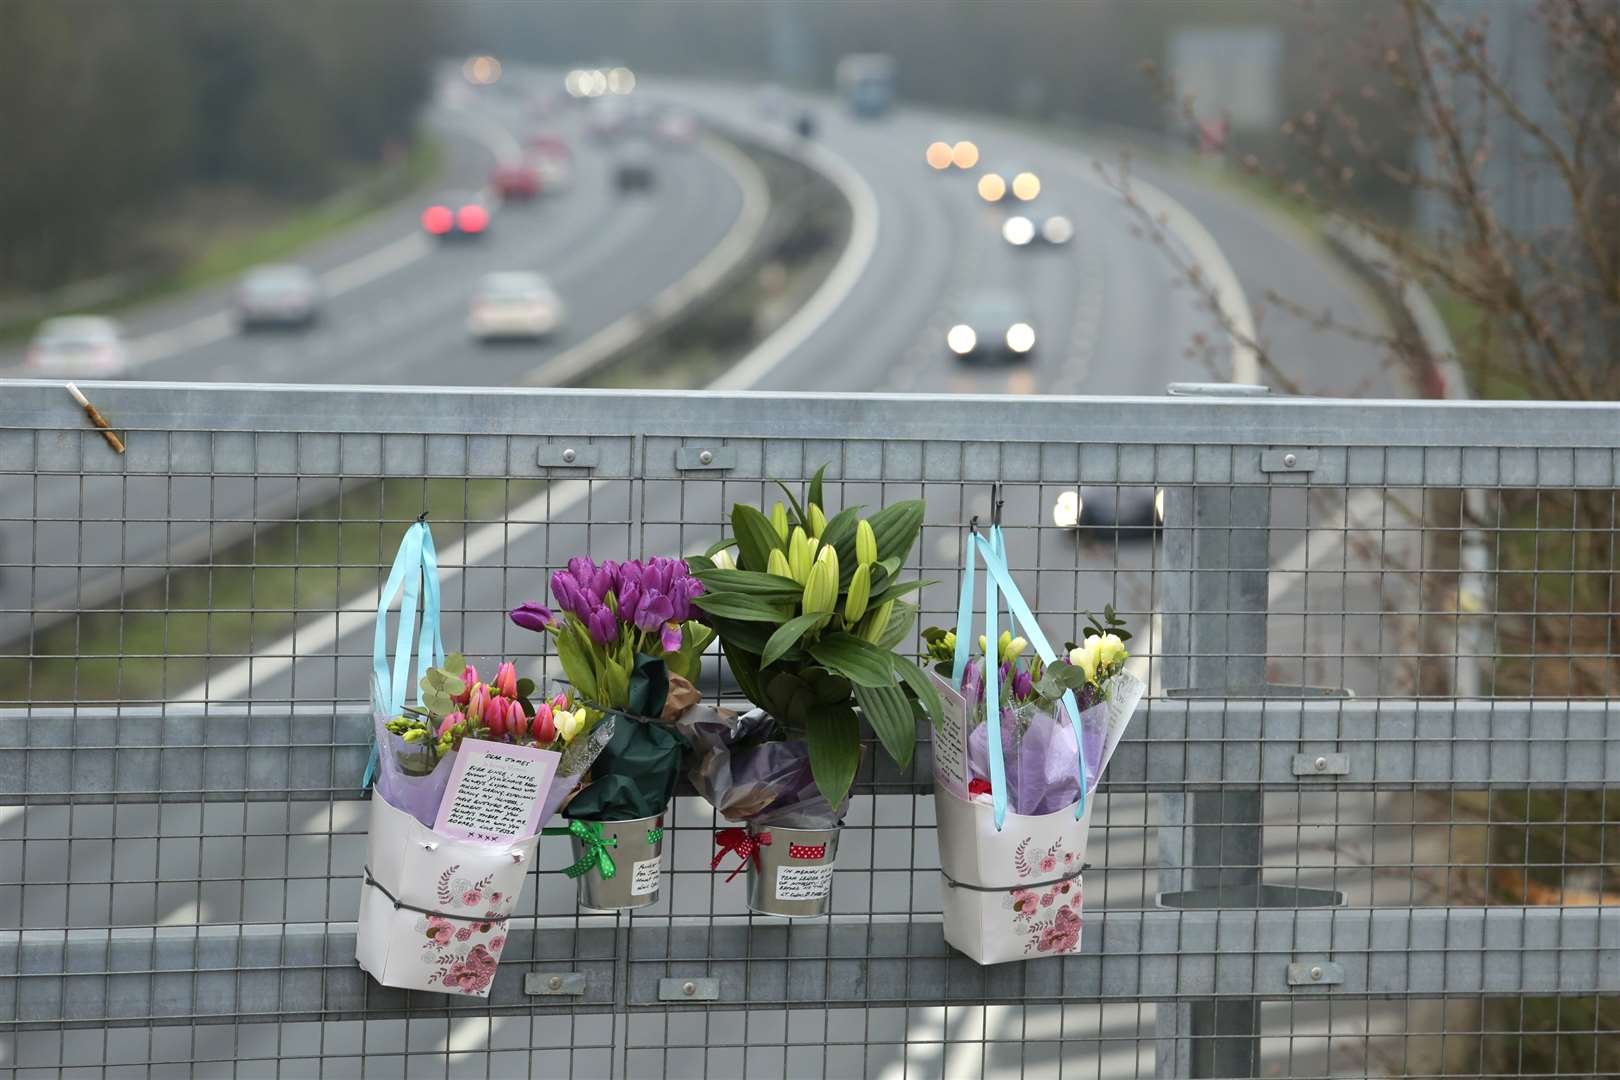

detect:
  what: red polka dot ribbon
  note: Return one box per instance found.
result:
[788,843,826,861]
[712,828,772,882]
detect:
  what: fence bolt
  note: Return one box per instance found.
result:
[1283,453,1298,468]
[1310,966,1324,981]
[682,981,697,996]
[561,448,576,464]
[1314,756,1327,772]
[698,450,713,466]
[548,975,563,990]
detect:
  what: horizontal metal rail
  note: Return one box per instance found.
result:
[6,906,1617,1029]
[5,699,1616,804]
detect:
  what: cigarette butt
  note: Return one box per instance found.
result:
[65,382,126,455]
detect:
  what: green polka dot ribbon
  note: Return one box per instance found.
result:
[544,820,617,880]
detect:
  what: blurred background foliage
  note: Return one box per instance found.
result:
[0,0,438,292]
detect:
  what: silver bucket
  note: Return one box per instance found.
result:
[571,811,665,911]
[745,824,840,918]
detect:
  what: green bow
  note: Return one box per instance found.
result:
[545,820,618,880]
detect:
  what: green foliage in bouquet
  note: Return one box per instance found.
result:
[689,466,943,806]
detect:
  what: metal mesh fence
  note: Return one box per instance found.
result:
[1,382,1617,1078]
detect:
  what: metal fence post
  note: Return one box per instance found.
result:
[1155,387,1271,1078]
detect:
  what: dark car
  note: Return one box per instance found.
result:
[945,290,1037,362]
[615,146,656,193]
[1052,486,1164,540]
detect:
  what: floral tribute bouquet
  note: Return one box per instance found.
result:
[682,467,942,916]
[510,556,714,908]
[923,605,1140,817]
[927,521,1145,964]
[377,653,604,828]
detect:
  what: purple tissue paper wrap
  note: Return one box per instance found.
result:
[966,699,1108,815]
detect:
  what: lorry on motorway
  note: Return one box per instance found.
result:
[836,53,896,118]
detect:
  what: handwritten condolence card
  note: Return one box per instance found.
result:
[432,739,561,843]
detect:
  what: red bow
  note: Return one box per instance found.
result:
[712,828,771,882]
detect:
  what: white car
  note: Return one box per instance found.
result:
[26,316,129,375]
[236,264,320,328]
[534,155,573,193]
[468,272,564,341]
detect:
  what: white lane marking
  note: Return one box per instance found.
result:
[317,233,430,297]
[707,134,879,391]
[528,132,770,386]
[1267,490,1388,607]
[126,312,236,367]
[1112,174,1258,385]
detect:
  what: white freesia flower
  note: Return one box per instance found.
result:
[555,709,588,743]
[1095,632,1128,674]
[1069,638,1101,682]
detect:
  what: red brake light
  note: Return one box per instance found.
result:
[421,205,453,234]
[457,205,489,233]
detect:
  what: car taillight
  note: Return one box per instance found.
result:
[458,205,489,233]
[421,205,453,234]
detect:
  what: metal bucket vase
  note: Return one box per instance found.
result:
[570,812,666,911]
[745,824,840,918]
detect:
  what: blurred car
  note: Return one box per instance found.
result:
[945,290,1037,363]
[587,99,629,141]
[27,316,128,375]
[1002,213,1074,248]
[655,108,698,146]
[615,145,656,193]
[1052,486,1165,540]
[976,170,1042,203]
[236,264,320,329]
[490,161,540,201]
[526,132,573,160]
[420,193,490,239]
[534,154,573,193]
[467,272,564,341]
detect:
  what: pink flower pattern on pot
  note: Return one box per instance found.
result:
[1006,838,1084,956]
[418,866,516,995]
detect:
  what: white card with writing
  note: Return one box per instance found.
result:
[775,864,834,901]
[432,739,561,844]
[928,670,971,799]
[630,857,662,897]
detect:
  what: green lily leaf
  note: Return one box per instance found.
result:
[704,536,737,558]
[866,578,934,608]
[761,611,831,668]
[808,632,895,687]
[693,591,795,623]
[554,623,598,703]
[807,463,827,517]
[691,567,804,599]
[853,681,915,771]
[772,479,807,531]
[867,500,926,564]
[722,637,765,705]
[807,704,859,808]
[891,653,945,727]
[875,600,918,652]
[732,503,785,573]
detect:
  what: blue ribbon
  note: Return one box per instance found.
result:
[363,521,445,790]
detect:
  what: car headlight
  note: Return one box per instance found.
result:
[1154,488,1165,524]
[1005,323,1036,353]
[1053,490,1082,528]
[1042,215,1074,244]
[1002,216,1036,246]
[947,324,977,354]
[977,173,1007,202]
[1012,171,1041,201]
